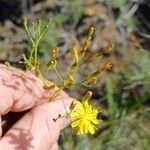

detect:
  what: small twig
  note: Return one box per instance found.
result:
[54,67,64,82]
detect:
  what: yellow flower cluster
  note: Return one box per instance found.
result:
[69,91,102,135]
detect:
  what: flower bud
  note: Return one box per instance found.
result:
[82,91,93,102]
[70,100,78,111]
[69,63,79,73]
[104,43,114,54]
[87,26,95,41]
[46,60,57,71]
[52,47,59,54]
[35,61,40,77]
[82,77,97,87]
[65,75,75,88]
[73,47,79,64]
[100,62,112,72]
[43,83,56,90]
[72,128,81,136]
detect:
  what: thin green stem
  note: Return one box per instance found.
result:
[49,86,69,117]
[29,45,34,63]
[49,87,62,101]
[60,93,69,116]
[24,27,35,44]
[54,67,64,82]
[34,45,38,65]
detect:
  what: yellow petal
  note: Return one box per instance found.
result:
[76,101,84,110]
[69,112,80,118]
[91,119,100,125]
[88,123,95,134]
[71,119,81,128]
[89,109,99,115]
[75,102,85,114]
[84,102,91,109]
[79,122,84,134]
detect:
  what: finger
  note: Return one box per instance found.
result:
[0,64,52,115]
[0,97,73,150]
[0,64,68,114]
[50,143,59,150]
[1,111,29,136]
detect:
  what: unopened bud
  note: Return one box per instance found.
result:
[97,107,103,113]
[43,83,56,90]
[73,47,79,64]
[65,75,75,88]
[82,91,93,102]
[52,47,59,54]
[87,26,95,40]
[104,43,114,54]
[70,100,78,110]
[72,128,80,136]
[81,41,88,51]
[35,61,40,77]
[82,77,97,87]
[69,63,79,73]
[46,60,57,71]
[100,62,112,72]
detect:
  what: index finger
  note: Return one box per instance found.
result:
[0,64,52,114]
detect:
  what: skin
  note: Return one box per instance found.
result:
[0,64,73,150]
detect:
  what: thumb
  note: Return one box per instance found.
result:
[0,97,73,150]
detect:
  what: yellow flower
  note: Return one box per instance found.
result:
[69,94,101,135]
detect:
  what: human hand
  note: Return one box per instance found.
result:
[0,64,73,150]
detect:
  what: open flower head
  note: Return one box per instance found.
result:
[69,92,102,135]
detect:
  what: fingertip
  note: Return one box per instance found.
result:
[50,142,59,150]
